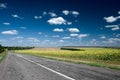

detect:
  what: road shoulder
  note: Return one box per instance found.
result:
[0,59,5,80]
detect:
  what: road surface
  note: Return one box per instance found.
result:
[3,52,120,80]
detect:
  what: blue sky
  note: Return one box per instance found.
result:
[0,0,120,47]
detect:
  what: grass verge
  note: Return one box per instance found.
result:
[40,56,120,70]
[0,52,7,62]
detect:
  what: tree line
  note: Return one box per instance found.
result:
[0,44,5,53]
[0,44,34,53]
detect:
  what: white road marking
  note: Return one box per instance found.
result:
[16,54,76,80]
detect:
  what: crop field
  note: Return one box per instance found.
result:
[15,48,120,69]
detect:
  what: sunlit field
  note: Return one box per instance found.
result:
[15,48,120,69]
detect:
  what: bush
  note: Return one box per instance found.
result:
[60,47,84,51]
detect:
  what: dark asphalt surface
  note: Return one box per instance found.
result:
[3,52,120,80]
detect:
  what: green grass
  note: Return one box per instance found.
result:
[0,52,7,62]
[14,48,120,70]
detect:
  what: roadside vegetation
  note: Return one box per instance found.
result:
[0,45,7,62]
[0,44,34,62]
[0,52,7,62]
[15,47,120,70]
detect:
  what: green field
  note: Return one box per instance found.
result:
[15,48,120,70]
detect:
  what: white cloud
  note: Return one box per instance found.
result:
[43,11,47,15]
[18,40,23,43]
[62,10,69,15]
[105,25,119,30]
[3,22,10,25]
[12,36,24,40]
[38,32,42,35]
[53,28,64,32]
[52,35,60,38]
[118,11,120,14]
[34,16,42,19]
[100,35,106,39]
[68,28,80,33]
[48,12,57,17]
[62,37,71,39]
[0,40,4,43]
[116,34,120,37]
[72,11,79,17]
[59,40,64,42]
[12,14,24,19]
[70,34,78,37]
[1,30,18,35]
[90,39,98,45]
[78,34,89,38]
[104,16,119,23]
[67,22,72,25]
[12,14,19,18]
[0,3,7,9]
[20,27,27,29]
[47,17,66,25]
[28,37,40,42]
[44,40,50,42]
[109,38,120,42]
[62,10,79,17]
[103,38,120,44]
[0,39,6,44]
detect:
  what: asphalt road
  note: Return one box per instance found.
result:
[3,52,120,80]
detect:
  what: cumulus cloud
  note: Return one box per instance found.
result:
[0,3,7,9]
[3,22,10,25]
[109,38,120,42]
[12,14,24,19]
[52,35,60,38]
[72,11,79,17]
[28,37,40,42]
[116,34,120,37]
[53,28,64,32]
[67,28,80,33]
[34,16,42,19]
[104,16,120,23]
[78,34,89,38]
[20,27,27,29]
[48,12,57,17]
[67,22,72,25]
[59,40,64,42]
[12,36,24,40]
[1,30,18,35]
[18,40,23,43]
[100,35,106,39]
[62,10,79,17]
[105,25,120,30]
[0,39,6,44]
[62,37,71,39]
[118,11,120,14]
[38,32,42,35]
[43,11,47,15]
[70,34,78,37]
[45,40,50,42]
[62,10,69,15]
[90,39,98,45]
[103,38,120,44]
[48,17,66,25]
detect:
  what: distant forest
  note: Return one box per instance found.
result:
[0,44,34,53]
